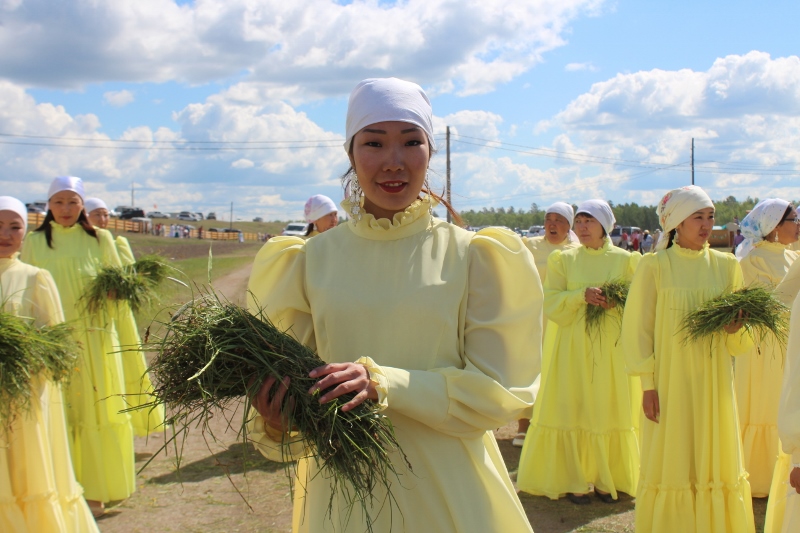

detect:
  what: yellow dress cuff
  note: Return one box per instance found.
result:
[640,374,655,390]
[356,356,388,412]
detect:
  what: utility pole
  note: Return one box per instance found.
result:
[229,202,233,230]
[691,138,695,185]
[131,181,135,207]
[446,126,451,223]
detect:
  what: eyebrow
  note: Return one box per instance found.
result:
[362,127,421,134]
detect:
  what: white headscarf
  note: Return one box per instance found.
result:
[655,185,714,251]
[47,176,85,201]
[344,78,436,153]
[545,201,579,243]
[736,198,792,260]
[304,194,337,223]
[0,196,28,233]
[84,197,108,214]
[575,199,616,236]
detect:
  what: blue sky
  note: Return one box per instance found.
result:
[2,0,798,221]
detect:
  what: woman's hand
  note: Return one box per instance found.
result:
[643,389,660,423]
[791,467,800,494]
[309,362,378,412]
[723,309,746,334]
[585,287,607,307]
[252,376,295,433]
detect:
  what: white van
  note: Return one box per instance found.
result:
[527,225,544,237]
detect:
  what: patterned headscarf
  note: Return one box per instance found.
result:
[655,186,714,251]
[736,198,791,260]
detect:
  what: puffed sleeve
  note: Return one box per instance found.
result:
[375,228,543,439]
[97,229,122,268]
[543,250,585,326]
[776,258,800,306]
[30,269,66,327]
[245,237,313,462]
[779,293,800,463]
[623,254,659,390]
[116,236,136,266]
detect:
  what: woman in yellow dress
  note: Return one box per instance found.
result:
[302,194,338,238]
[734,199,799,497]
[513,202,580,447]
[768,293,800,533]
[517,199,641,504]
[0,196,99,532]
[84,197,165,437]
[623,185,754,533]
[247,77,542,532]
[21,178,135,517]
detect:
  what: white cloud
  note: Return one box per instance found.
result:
[565,62,597,72]
[0,80,347,216]
[0,0,604,97]
[103,89,134,107]
[231,158,254,169]
[542,51,800,199]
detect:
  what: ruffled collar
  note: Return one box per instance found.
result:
[671,240,710,258]
[341,196,434,241]
[754,240,788,251]
[50,221,81,233]
[582,237,612,255]
[0,255,18,275]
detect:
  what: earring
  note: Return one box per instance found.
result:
[348,172,364,222]
[674,230,680,245]
[425,170,434,217]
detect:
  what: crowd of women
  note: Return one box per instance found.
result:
[1,180,164,532]
[3,75,800,533]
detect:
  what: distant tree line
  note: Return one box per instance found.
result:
[458,196,786,231]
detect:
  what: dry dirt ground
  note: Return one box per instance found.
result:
[97,263,768,533]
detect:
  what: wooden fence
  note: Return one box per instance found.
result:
[26,213,268,242]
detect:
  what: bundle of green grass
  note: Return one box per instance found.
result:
[135,291,406,530]
[0,311,79,424]
[680,286,789,348]
[584,279,630,336]
[82,255,171,314]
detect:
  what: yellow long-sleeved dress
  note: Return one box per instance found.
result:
[736,241,798,496]
[0,256,99,533]
[517,238,642,499]
[765,264,800,533]
[111,236,165,436]
[765,294,800,533]
[20,224,135,503]
[523,235,580,395]
[247,199,542,533]
[623,242,755,533]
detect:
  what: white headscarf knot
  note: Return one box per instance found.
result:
[654,185,714,251]
[304,195,338,223]
[575,199,616,236]
[84,197,108,214]
[344,78,436,154]
[47,176,85,201]
[0,196,28,234]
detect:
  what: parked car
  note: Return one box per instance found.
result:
[281,222,307,236]
[177,211,195,221]
[527,225,544,237]
[609,226,641,248]
[194,212,204,220]
[147,211,170,219]
[207,212,217,220]
[119,208,146,220]
[253,217,263,222]
[26,204,46,214]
